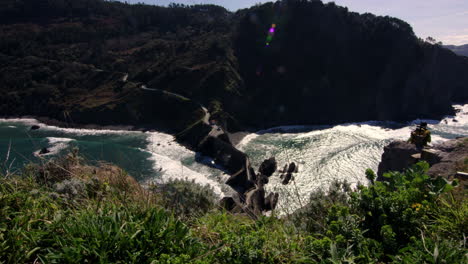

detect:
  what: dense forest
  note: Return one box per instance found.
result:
[1,0,468,133]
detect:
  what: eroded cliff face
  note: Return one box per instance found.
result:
[1,0,468,135]
[231,1,468,127]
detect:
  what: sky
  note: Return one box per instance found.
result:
[124,0,468,45]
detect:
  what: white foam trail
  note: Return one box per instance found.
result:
[241,104,468,214]
[34,137,75,157]
[39,125,139,135]
[142,150,224,196]
[144,131,225,196]
[0,118,39,126]
[236,133,260,149]
[441,104,468,127]
[0,118,139,135]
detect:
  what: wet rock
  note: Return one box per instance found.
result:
[256,174,269,186]
[245,186,265,215]
[287,162,297,173]
[377,141,420,180]
[281,164,288,173]
[220,196,237,211]
[217,133,232,145]
[30,125,40,130]
[258,157,277,177]
[281,172,293,185]
[421,149,442,165]
[39,147,50,155]
[264,192,279,211]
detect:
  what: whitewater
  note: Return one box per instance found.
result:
[0,104,467,212]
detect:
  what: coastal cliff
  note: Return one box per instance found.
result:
[0,0,467,137]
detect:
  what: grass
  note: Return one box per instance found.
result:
[0,152,467,263]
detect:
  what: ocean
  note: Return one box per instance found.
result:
[1,104,467,212]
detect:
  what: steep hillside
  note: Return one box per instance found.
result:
[1,0,467,134]
[446,44,468,57]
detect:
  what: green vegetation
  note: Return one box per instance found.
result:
[1,152,466,263]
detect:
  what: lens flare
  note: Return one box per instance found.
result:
[265,23,277,46]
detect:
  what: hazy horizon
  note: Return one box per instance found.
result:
[121,0,468,46]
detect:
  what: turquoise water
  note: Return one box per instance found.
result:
[1,104,467,211]
[0,120,155,181]
[0,118,227,195]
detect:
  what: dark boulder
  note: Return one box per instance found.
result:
[377,141,420,180]
[287,162,298,173]
[245,186,266,216]
[258,157,277,177]
[264,192,279,211]
[281,172,293,185]
[220,196,237,211]
[31,125,40,130]
[256,174,269,186]
[225,170,255,195]
[199,136,247,173]
[217,133,232,145]
[39,147,50,155]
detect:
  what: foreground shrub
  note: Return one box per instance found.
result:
[1,156,466,263]
[152,179,218,219]
[194,212,308,264]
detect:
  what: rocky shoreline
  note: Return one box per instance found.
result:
[377,137,468,185]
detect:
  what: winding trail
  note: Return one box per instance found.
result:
[141,85,211,125]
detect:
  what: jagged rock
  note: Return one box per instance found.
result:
[421,149,442,165]
[225,170,256,195]
[245,186,265,216]
[377,138,468,182]
[220,197,237,211]
[217,133,232,145]
[280,164,288,173]
[256,174,269,186]
[264,192,279,211]
[287,162,297,173]
[427,137,468,179]
[30,125,40,130]
[258,157,277,177]
[281,172,293,185]
[39,147,50,155]
[377,141,420,180]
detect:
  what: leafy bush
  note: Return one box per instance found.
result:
[194,212,307,263]
[350,162,458,255]
[1,158,466,263]
[151,179,218,219]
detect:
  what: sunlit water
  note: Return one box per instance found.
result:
[0,104,467,212]
[237,104,468,213]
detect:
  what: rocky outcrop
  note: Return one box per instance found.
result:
[377,138,468,182]
[258,157,277,177]
[377,141,420,180]
[279,162,299,185]
[183,120,282,217]
[39,147,50,155]
[427,138,468,180]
